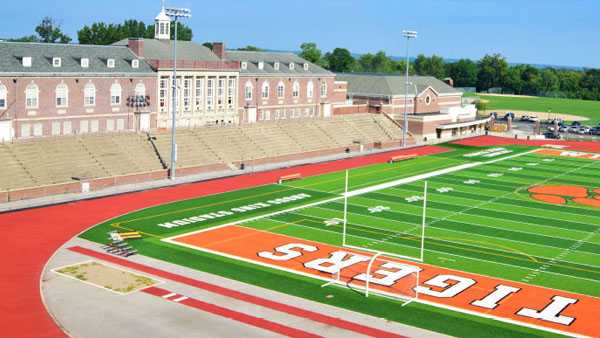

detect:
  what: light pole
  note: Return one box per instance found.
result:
[402,30,417,148]
[164,6,191,180]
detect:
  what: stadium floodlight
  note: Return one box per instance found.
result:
[165,5,192,180]
[401,30,417,148]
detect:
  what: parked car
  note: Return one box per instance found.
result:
[571,121,582,127]
[544,131,561,139]
[591,128,600,136]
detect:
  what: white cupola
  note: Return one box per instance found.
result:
[154,2,171,40]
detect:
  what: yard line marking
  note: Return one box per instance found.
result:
[162,292,177,299]
[172,296,189,303]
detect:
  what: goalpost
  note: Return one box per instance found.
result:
[321,169,427,304]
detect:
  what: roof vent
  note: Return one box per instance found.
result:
[22,57,32,67]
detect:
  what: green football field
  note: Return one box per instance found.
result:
[81,143,600,338]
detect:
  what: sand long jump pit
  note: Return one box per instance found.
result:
[52,260,162,295]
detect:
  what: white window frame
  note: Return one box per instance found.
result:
[183,77,192,112]
[135,82,146,97]
[320,81,328,98]
[55,83,69,108]
[107,59,115,68]
[110,83,122,106]
[22,57,32,68]
[307,81,314,98]
[303,63,309,71]
[277,81,285,98]
[159,77,169,111]
[207,78,214,111]
[241,62,248,70]
[261,81,270,99]
[0,84,7,109]
[51,121,61,136]
[292,81,300,98]
[195,78,204,109]
[289,62,295,70]
[81,58,89,68]
[25,83,39,109]
[84,83,96,107]
[21,123,31,138]
[227,78,235,109]
[33,123,43,137]
[52,57,62,68]
[80,120,89,134]
[63,121,72,135]
[132,59,139,68]
[274,62,280,71]
[258,61,264,70]
[244,81,253,101]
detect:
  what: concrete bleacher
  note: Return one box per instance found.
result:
[0,113,407,195]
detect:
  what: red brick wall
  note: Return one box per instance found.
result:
[0,75,157,139]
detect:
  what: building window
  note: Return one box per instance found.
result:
[307,81,314,98]
[320,81,327,98]
[107,59,115,68]
[21,124,31,138]
[33,123,43,137]
[63,121,72,135]
[425,95,432,105]
[52,57,62,68]
[292,81,300,98]
[90,120,99,133]
[0,85,6,109]
[25,84,39,109]
[84,83,96,106]
[106,119,115,132]
[207,78,214,111]
[276,81,285,98]
[183,77,192,112]
[274,62,280,71]
[241,62,247,70]
[261,81,270,99]
[244,81,253,101]
[132,59,139,68]
[135,82,146,97]
[289,62,295,70]
[110,83,122,105]
[55,83,69,108]
[303,63,309,71]
[195,78,204,109]
[258,61,264,70]
[80,120,89,134]
[217,78,225,108]
[81,58,89,68]
[52,122,61,136]
[116,118,125,131]
[159,77,168,111]
[227,78,235,109]
[22,57,32,67]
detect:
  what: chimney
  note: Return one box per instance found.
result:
[128,38,144,58]
[212,42,226,59]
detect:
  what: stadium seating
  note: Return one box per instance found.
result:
[0,114,408,194]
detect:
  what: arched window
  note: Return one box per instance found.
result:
[84,83,96,106]
[0,84,7,109]
[307,81,314,98]
[135,82,146,97]
[261,81,270,99]
[244,81,253,101]
[110,83,122,105]
[25,83,39,109]
[320,81,328,98]
[292,81,300,98]
[55,83,68,108]
[276,81,285,98]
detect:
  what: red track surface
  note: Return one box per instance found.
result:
[0,146,446,338]
[453,135,600,152]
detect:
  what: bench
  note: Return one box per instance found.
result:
[278,173,302,184]
[388,154,417,163]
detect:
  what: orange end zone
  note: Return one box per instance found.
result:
[535,148,600,161]
[528,185,589,198]
[572,198,600,208]
[166,225,600,337]
[530,194,566,205]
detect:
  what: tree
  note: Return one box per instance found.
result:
[7,35,40,42]
[539,68,560,95]
[35,17,71,43]
[477,54,508,91]
[202,42,213,49]
[414,54,446,79]
[78,20,193,45]
[237,45,263,51]
[580,69,600,100]
[445,59,478,87]
[324,48,356,73]
[299,42,322,64]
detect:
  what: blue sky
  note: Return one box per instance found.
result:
[3,0,599,68]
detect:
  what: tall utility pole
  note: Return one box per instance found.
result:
[402,30,417,148]
[164,6,191,180]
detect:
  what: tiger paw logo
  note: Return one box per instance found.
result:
[529,185,600,208]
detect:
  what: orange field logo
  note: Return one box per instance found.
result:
[529,185,600,208]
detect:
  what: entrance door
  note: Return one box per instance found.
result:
[0,120,13,141]
[139,112,150,131]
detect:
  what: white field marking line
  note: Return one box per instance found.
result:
[306,205,600,261]
[523,228,600,283]
[166,233,589,338]
[388,182,600,224]
[172,296,189,303]
[373,188,600,233]
[51,260,166,296]
[162,292,177,299]
[236,216,600,289]
[164,150,534,243]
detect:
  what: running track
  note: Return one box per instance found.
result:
[0,145,448,338]
[453,135,600,152]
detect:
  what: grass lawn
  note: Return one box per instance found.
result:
[466,93,600,124]
[79,144,600,338]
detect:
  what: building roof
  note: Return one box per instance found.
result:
[0,41,154,75]
[335,73,462,97]
[226,51,332,76]
[113,38,220,62]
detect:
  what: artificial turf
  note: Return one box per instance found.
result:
[80,143,600,337]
